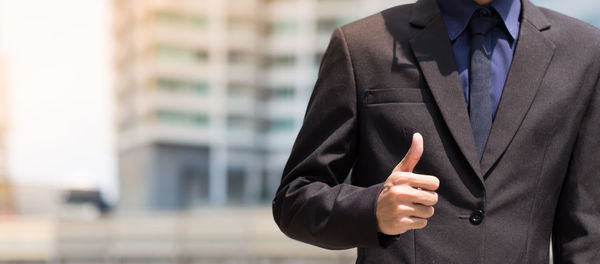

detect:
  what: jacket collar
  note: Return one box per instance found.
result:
[409,0,551,31]
[437,0,521,41]
[407,0,554,181]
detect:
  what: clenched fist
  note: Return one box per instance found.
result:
[376,133,440,235]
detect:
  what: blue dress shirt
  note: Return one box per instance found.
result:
[437,0,521,118]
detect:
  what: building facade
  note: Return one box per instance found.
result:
[0,57,11,213]
[113,0,410,211]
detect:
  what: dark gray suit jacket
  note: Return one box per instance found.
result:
[272,0,600,262]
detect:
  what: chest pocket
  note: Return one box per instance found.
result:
[364,88,432,105]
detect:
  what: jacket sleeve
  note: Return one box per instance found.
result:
[271,27,384,249]
[552,66,600,262]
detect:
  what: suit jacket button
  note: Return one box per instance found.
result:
[469,209,485,225]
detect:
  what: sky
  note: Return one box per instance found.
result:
[532,0,600,26]
[0,0,596,207]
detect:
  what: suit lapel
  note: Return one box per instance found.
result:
[408,0,483,179]
[480,0,555,176]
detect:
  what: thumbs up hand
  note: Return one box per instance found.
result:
[376,133,440,235]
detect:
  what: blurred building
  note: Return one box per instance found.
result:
[113,0,410,211]
[0,57,12,214]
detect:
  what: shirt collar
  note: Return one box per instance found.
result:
[438,0,521,41]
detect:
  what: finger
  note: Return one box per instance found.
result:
[399,216,428,230]
[407,188,438,206]
[389,185,438,206]
[406,203,435,219]
[389,172,439,191]
[395,204,434,219]
[394,133,423,173]
[407,174,440,191]
[409,217,428,230]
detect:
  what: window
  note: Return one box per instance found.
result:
[228,17,254,33]
[227,167,246,204]
[316,17,354,34]
[268,21,298,35]
[269,118,295,132]
[195,50,209,61]
[227,115,253,130]
[156,78,209,94]
[316,18,339,34]
[191,16,208,27]
[155,45,187,58]
[155,10,208,28]
[155,11,183,23]
[228,50,253,65]
[190,114,209,126]
[156,109,187,123]
[156,109,209,127]
[155,44,209,62]
[191,82,210,94]
[267,54,296,68]
[178,166,209,208]
[228,83,253,98]
[264,85,295,100]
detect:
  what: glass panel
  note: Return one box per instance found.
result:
[229,50,255,65]
[227,167,246,204]
[156,78,209,94]
[156,109,209,127]
[268,21,298,34]
[269,118,295,131]
[190,114,209,126]
[265,85,295,100]
[227,83,252,98]
[155,44,209,62]
[227,115,252,129]
[267,54,296,68]
[155,10,208,28]
[155,11,183,23]
[191,16,208,27]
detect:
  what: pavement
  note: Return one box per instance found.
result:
[0,207,355,263]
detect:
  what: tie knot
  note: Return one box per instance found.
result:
[469,8,499,36]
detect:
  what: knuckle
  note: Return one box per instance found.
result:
[403,191,418,201]
[389,171,401,179]
[391,187,412,201]
[393,172,410,183]
[396,204,413,215]
[389,186,403,197]
[398,216,413,227]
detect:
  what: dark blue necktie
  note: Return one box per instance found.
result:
[469,8,499,160]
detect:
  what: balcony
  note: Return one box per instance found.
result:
[154,60,211,80]
[153,24,209,48]
[153,91,213,113]
[151,123,212,146]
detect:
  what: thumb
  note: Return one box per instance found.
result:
[394,133,423,172]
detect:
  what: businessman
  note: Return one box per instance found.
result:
[273,0,600,262]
